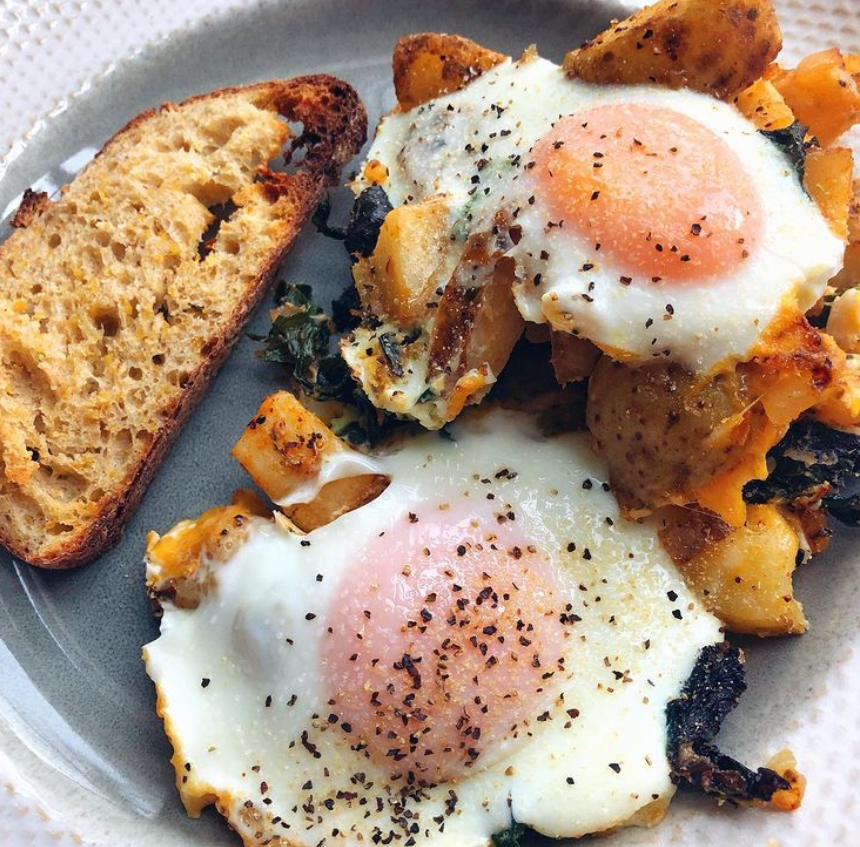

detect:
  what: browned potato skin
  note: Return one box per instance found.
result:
[232,391,344,503]
[550,332,601,384]
[669,504,807,637]
[393,33,505,111]
[586,358,753,513]
[287,475,390,532]
[428,247,524,406]
[462,257,526,383]
[564,0,782,100]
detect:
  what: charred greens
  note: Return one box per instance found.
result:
[491,821,527,847]
[252,282,398,446]
[667,643,790,803]
[743,419,860,524]
[759,121,813,185]
[345,185,393,258]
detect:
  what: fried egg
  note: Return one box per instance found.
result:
[144,409,722,846]
[358,51,844,374]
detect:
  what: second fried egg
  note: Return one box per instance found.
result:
[359,50,844,374]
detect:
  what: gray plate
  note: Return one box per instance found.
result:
[1,1,858,845]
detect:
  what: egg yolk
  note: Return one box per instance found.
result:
[322,505,569,786]
[531,103,765,283]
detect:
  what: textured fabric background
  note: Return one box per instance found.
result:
[1,0,859,844]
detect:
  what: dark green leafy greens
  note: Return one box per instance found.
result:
[254,283,331,376]
[743,419,860,524]
[378,331,405,377]
[345,185,394,258]
[759,121,814,185]
[667,643,790,803]
[491,821,527,847]
[252,282,399,446]
[312,186,394,259]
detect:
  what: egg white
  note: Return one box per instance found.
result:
[359,53,844,373]
[144,409,722,846]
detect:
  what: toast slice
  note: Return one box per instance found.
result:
[0,75,367,568]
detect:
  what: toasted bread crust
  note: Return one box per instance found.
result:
[0,75,366,568]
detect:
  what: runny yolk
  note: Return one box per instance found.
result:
[322,505,569,786]
[531,103,765,283]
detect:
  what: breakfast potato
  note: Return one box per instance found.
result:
[550,332,601,384]
[286,474,390,532]
[813,353,860,429]
[588,319,834,524]
[733,78,794,130]
[804,147,854,240]
[353,196,459,323]
[233,391,389,526]
[428,253,524,418]
[586,358,766,519]
[827,288,860,354]
[564,0,782,100]
[768,48,860,146]
[392,33,505,111]
[670,505,808,637]
[232,391,344,503]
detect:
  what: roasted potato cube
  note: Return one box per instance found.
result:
[587,319,834,524]
[428,253,524,415]
[232,391,345,503]
[550,332,601,384]
[287,475,390,532]
[672,504,807,637]
[564,0,782,100]
[233,391,389,526]
[393,33,505,111]
[804,147,854,240]
[814,353,860,429]
[458,257,525,385]
[353,196,459,324]
[770,48,860,146]
[733,78,794,130]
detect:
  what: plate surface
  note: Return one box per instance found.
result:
[1,2,859,846]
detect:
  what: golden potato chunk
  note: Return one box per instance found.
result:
[564,0,782,100]
[393,33,505,111]
[827,288,860,354]
[587,318,835,523]
[670,505,807,637]
[831,180,860,290]
[804,147,854,240]
[353,196,459,324]
[769,48,860,146]
[733,78,794,130]
[232,391,344,503]
[233,391,389,526]
[286,475,390,533]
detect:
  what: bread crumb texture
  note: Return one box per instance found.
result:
[0,76,366,567]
